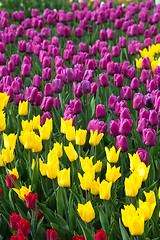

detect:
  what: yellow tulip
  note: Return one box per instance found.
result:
[128,153,141,171]
[121,204,137,228]
[99,180,112,200]
[39,158,47,176]
[89,129,104,146]
[3,133,17,149]
[13,185,31,201]
[2,147,14,164]
[18,100,28,116]
[22,120,33,132]
[54,142,63,158]
[45,118,53,133]
[46,151,59,179]
[66,126,76,142]
[135,58,142,69]
[94,160,102,173]
[38,125,51,140]
[19,131,35,149]
[32,134,42,153]
[80,156,94,172]
[91,177,100,196]
[8,167,19,179]
[158,187,160,199]
[128,214,144,236]
[64,142,78,162]
[77,201,95,223]
[0,111,6,132]
[61,118,72,134]
[136,162,150,181]
[57,168,70,187]
[75,129,87,146]
[0,154,4,166]
[105,146,121,163]
[124,171,142,197]
[0,92,9,111]
[32,115,40,130]
[151,60,159,71]
[78,172,93,190]
[106,162,121,183]
[143,190,156,205]
[137,199,156,221]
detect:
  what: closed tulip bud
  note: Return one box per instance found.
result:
[47,229,58,240]
[149,110,158,126]
[96,104,106,118]
[17,219,31,236]
[75,129,87,146]
[21,64,31,77]
[25,192,38,209]
[107,61,115,75]
[108,94,120,111]
[137,118,149,134]
[139,108,149,120]
[57,168,70,187]
[18,100,28,116]
[81,80,91,94]
[114,74,124,88]
[77,201,95,223]
[116,135,128,152]
[3,133,17,149]
[32,134,42,152]
[109,120,120,137]
[119,119,133,136]
[73,83,83,98]
[33,75,42,88]
[15,94,24,106]
[137,148,148,165]
[144,94,154,108]
[112,46,120,57]
[94,229,107,240]
[99,73,109,87]
[133,93,143,110]
[64,142,78,162]
[75,27,83,38]
[8,60,15,72]
[99,180,112,200]
[10,213,22,231]
[106,28,114,40]
[119,36,127,48]
[18,40,26,52]
[79,42,87,52]
[142,57,150,69]
[6,174,17,188]
[40,97,54,112]
[115,101,127,116]
[120,107,131,120]
[125,172,142,197]
[44,83,54,97]
[130,77,139,91]
[142,128,156,146]
[42,67,51,81]
[52,78,63,94]
[120,86,132,100]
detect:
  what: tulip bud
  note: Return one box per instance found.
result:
[144,93,154,108]
[109,119,120,137]
[133,93,143,110]
[137,118,149,134]
[142,57,150,69]
[40,97,54,112]
[119,119,133,136]
[115,101,127,116]
[114,74,124,87]
[142,128,156,146]
[137,148,148,165]
[116,135,128,152]
[44,83,54,97]
[149,110,158,126]
[25,192,38,209]
[41,112,52,125]
[95,104,106,118]
[47,229,58,240]
[99,73,109,87]
[52,78,63,94]
[10,213,22,230]
[130,77,139,91]
[33,75,42,88]
[42,67,52,81]
[120,86,132,100]
[17,219,31,236]
[6,174,17,188]
[120,107,131,120]
[81,80,91,94]
[108,94,120,111]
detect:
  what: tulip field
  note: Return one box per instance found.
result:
[1,0,160,239]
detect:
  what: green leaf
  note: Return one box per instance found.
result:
[77,219,95,240]
[97,206,110,236]
[119,218,130,240]
[56,187,64,216]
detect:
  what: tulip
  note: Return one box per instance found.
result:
[75,129,87,146]
[3,133,17,149]
[128,214,144,236]
[40,97,54,112]
[17,219,31,236]
[136,162,150,182]
[108,94,120,111]
[99,180,112,200]
[77,201,95,223]
[18,100,28,116]
[46,154,59,179]
[142,128,156,146]
[106,163,121,183]
[149,110,158,126]
[47,229,58,240]
[144,94,154,108]
[73,235,85,240]
[99,73,109,87]
[58,168,71,188]
[125,172,142,197]
[89,130,104,146]
[78,172,93,191]
[105,146,121,163]
[6,174,17,188]
[119,119,133,136]
[121,204,137,228]
[133,93,143,110]
[116,135,128,152]
[137,118,149,134]
[94,229,107,240]
[120,86,132,100]
[137,148,148,166]
[25,192,38,209]
[114,74,124,87]
[10,214,22,233]
[115,101,127,117]
[64,142,78,162]
[96,104,106,118]
[80,156,94,173]
[130,77,139,91]
[19,131,35,149]
[32,135,42,153]
[2,147,14,164]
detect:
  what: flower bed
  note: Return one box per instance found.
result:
[0,0,160,239]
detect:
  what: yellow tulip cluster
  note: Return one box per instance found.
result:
[121,190,156,235]
[135,43,160,71]
[124,153,150,197]
[0,133,17,166]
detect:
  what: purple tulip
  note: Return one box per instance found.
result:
[90,82,99,96]
[119,36,127,48]
[69,98,82,115]
[120,86,132,100]
[119,119,133,136]
[116,135,128,152]
[133,93,143,110]
[34,91,42,106]
[120,107,131,120]
[137,118,149,134]
[73,83,83,98]
[142,57,151,69]
[95,104,106,118]
[114,74,124,88]
[108,94,120,111]
[149,110,158,126]
[44,83,54,97]
[15,93,24,105]
[40,96,54,112]
[109,119,120,137]
[87,118,107,134]
[41,112,52,125]
[144,93,154,108]
[75,27,83,38]
[21,64,31,77]
[115,101,127,116]
[81,80,91,94]
[112,46,120,57]
[130,77,139,91]
[99,73,109,87]
[139,108,149,120]
[42,67,51,81]
[137,148,148,165]
[142,128,156,146]
[25,86,38,103]
[53,97,61,110]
